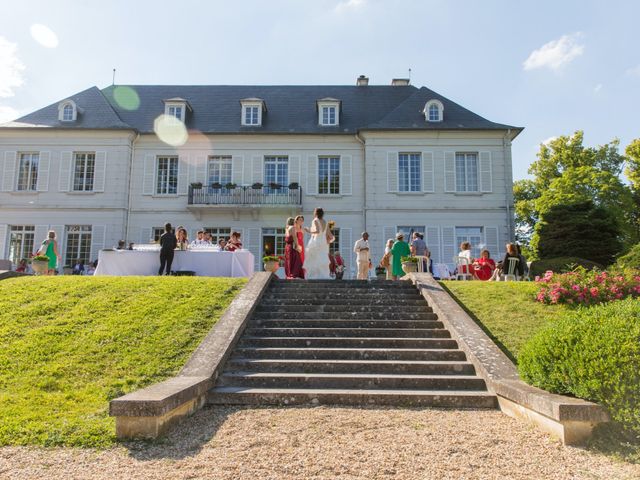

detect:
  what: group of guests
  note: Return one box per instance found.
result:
[457,242,527,281]
[157,223,244,275]
[379,231,428,280]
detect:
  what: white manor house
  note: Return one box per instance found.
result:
[0,76,522,277]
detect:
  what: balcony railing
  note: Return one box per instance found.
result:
[188,185,302,206]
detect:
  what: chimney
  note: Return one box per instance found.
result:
[391,78,410,86]
[356,75,369,86]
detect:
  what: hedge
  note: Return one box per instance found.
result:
[616,243,640,270]
[518,299,640,435]
[529,257,603,278]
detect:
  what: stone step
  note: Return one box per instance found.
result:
[250,319,444,329]
[207,388,498,408]
[244,327,451,338]
[232,347,468,361]
[252,312,438,320]
[262,292,423,300]
[271,281,417,289]
[255,305,431,313]
[218,372,487,390]
[259,299,429,306]
[226,358,476,375]
[238,336,459,349]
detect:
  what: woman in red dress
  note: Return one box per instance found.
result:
[284,217,304,279]
[225,231,243,252]
[295,215,305,265]
[473,249,496,281]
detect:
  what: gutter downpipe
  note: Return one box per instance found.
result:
[504,129,513,242]
[355,131,366,232]
[124,132,140,244]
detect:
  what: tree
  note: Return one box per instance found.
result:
[514,131,638,256]
[625,139,640,190]
[534,201,622,266]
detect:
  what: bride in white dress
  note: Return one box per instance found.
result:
[304,208,334,279]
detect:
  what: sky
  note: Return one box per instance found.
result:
[0,0,639,180]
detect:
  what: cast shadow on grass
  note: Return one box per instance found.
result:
[438,282,518,365]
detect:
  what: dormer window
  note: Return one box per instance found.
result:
[240,98,265,126]
[317,98,341,126]
[58,100,77,122]
[424,99,444,122]
[163,98,190,123]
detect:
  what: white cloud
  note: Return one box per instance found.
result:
[542,136,557,146]
[0,105,20,123]
[30,24,59,49]
[626,64,640,77]
[334,0,367,14]
[523,33,584,71]
[0,36,25,98]
[594,83,602,93]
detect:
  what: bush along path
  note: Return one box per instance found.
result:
[0,276,245,447]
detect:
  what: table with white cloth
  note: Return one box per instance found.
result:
[94,249,254,277]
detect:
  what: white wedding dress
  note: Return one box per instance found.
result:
[305,220,331,279]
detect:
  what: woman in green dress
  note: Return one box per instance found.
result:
[391,232,411,279]
[39,230,60,275]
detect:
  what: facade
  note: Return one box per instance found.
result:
[0,78,522,277]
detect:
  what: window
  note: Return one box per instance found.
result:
[428,104,440,122]
[156,156,178,195]
[321,106,337,125]
[398,153,421,192]
[318,156,340,195]
[208,156,232,186]
[17,153,39,191]
[63,104,74,121]
[456,227,483,259]
[397,225,425,238]
[262,228,285,268]
[152,227,165,242]
[455,153,478,192]
[167,105,183,120]
[65,225,92,266]
[243,106,259,125]
[424,99,443,122]
[73,152,95,191]
[204,227,231,244]
[264,156,288,190]
[8,225,35,264]
[329,228,341,256]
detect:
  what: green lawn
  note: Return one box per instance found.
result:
[440,281,568,362]
[0,276,245,448]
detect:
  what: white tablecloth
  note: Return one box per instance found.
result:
[94,250,254,277]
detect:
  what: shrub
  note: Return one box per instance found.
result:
[535,268,640,306]
[529,257,603,278]
[616,243,640,270]
[401,256,418,263]
[263,256,280,263]
[519,299,640,435]
[32,255,49,262]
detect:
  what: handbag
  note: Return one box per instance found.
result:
[380,252,391,268]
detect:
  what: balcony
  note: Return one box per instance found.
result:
[187,184,302,217]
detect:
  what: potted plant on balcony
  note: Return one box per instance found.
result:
[210,182,222,190]
[375,266,386,279]
[251,182,264,190]
[263,255,280,273]
[224,182,237,190]
[288,182,299,190]
[31,255,49,275]
[401,256,419,274]
[190,182,203,189]
[269,182,281,190]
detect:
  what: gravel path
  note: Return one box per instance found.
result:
[1,406,638,480]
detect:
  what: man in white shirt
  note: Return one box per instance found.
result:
[353,232,370,280]
[190,230,206,248]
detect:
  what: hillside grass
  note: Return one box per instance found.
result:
[440,281,568,362]
[0,276,245,448]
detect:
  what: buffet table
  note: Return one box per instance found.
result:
[94,249,254,277]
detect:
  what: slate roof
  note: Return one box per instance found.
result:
[3,84,522,135]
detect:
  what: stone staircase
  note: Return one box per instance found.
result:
[208,279,497,408]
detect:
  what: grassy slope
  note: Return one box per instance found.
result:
[0,276,245,447]
[440,281,568,362]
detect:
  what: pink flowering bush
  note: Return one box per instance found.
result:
[535,268,640,306]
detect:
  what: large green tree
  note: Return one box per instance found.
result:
[514,131,638,257]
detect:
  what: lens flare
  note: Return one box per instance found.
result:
[113,86,140,111]
[30,24,59,48]
[153,114,188,147]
